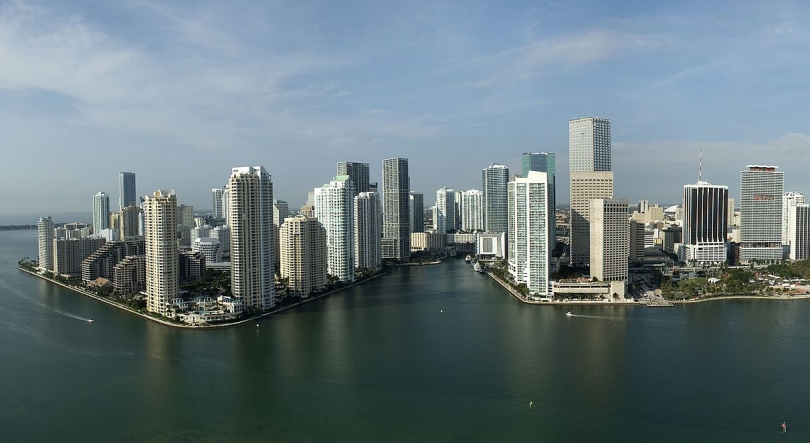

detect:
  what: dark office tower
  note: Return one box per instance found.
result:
[119,172,136,211]
[382,158,410,262]
[482,164,509,235]
[337,162,370,196]
[522,152,557,248]
[409,191,424,233]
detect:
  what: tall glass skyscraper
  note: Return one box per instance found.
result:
[119,172,136,211]
[522,152,556,249]
[409,192,424,233]
[382,158,410,262]
[482,164,509,235]
[683,180,728,264]
[93,191,110,234]
[337,162,370,196]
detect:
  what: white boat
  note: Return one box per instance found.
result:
[87,319,94,323]
[465,255,472,263]
[473,262,483,273]
[565,312,573,317]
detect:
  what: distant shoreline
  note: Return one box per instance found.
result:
[18,266,388,329]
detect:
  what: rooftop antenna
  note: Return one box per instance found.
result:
[699,147,703,182]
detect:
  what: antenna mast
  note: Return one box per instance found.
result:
[699,148,703,181]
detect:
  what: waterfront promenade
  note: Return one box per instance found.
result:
[18,266,389,329]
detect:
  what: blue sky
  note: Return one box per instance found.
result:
[1,0,810,216]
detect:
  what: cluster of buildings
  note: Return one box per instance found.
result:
[35,116,805,316]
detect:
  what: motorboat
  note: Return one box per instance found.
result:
[465,255,472,263]
[565,312,573,317]
[473,262,483,273]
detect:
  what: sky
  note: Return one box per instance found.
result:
[2,0,810,216]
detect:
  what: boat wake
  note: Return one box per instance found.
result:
[0,278,93,323]
[566,314,633,322]
[51,309,93,323]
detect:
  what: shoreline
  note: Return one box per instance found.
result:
[18,266,389,329]
[485,270,810,306]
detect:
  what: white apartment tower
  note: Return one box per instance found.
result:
[434,187,455,233]
[37,216,54,271]
[314,175,355,282]
[382,158,410,261]
[280,215,328,297]
[228,166,274,311]
[459,189,485,232]
[590,198,629,297]
[93,191,110,234]
[211,188,225,218]
[507,171,550,298]
[683,181,728,264]
[569,171,614,267]
[143,189,178,315]
[482,164,509,235]
[569,117,611,267]
[355,191,382,272]
[740,166,784,263]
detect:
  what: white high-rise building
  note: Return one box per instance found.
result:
[590,198,629,297]
[782,192,806,246]
[569,117,611,267]
[192,237,223,263]
[482,164,509,235]
[221,187,230,223]
[740,166,784,263]
[569,171,614,267]
[507,171,550,298]
[382,158,410,261]
[683,180,728,264]
[314,175,355,282]
[273,199,289,269]
[355,191,382,272]
[143,190,178,316]
[228,166,274,311]
[211,188,225,218]
[211,225,230,253]
[280,215,328,297]
[119,172,136,211]
[37,216,54,271]
[434,187,455,233]
[93,192,110,234]
[459,189,484,232]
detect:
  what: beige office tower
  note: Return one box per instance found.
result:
[569,171,614,267]
[590,198,629,297]
[280,215,328,298]
[228,166,274,311]
[143,189,178,316]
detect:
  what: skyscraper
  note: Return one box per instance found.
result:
[143,189,178,316]
[37,216,54,271]
[434,187,455,233]
[382,158,410,262]
[508,171,550,298]
[590,198,629,297]
[93,191,110,234]
[355,191,382,272]
[569,172,614,267]
[788,203,810,260]
[119,172,136,211]
[459,189,484,232]
[211,188,225,218]
[280,215,328,298]
[782,192,805,246]
[482,164,509,234]
[740,165,784,263]
[337,161,370,196]
[314,175,355,282]
[120,205,142,239]
[522,152,556,248]
[683,180,728,264]
[228,166,274,310]
[272,199,289,270]
[409,192,424,233]
[569,117,611,267]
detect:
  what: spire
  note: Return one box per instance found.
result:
[699,147,703,182]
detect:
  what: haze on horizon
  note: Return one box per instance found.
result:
[1,0,809,216]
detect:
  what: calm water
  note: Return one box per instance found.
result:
[1,229,808,442]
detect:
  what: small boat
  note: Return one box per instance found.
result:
[473,262,483,273]
[87,319,94,323]
[465,255,472,263]
[565,312,573,317]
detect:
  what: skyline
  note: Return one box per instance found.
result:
[2,0,810,214]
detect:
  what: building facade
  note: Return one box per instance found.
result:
[434,187,455,233]
[280,215,328,298]
[459,189,484,232]
[212,188,225,219]
[228,166,275,311]
[740,166,784,263]
[38,216,54,271]
[93,191,110,234]
[355,191,382,272]
[337,162,370,196]
[590,199,629,295]
[482,164,509,235]
[314,175,355,282]
[409,191,424,233]
[522,152,556,248]
[382,158,410,261]
[789,204,810,260]
[683,181,729,264]
[143,190,178,315]
[508,171,550,298]
[193,237,223,263]
[569,171,614,267]
[119,172,137,211]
